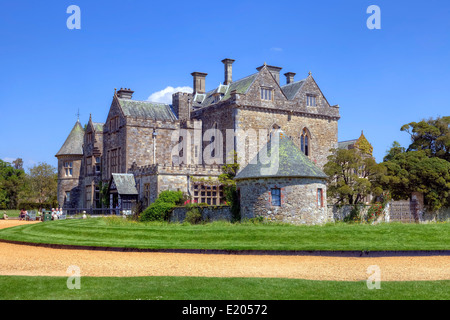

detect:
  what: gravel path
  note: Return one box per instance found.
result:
[1,220,449,281]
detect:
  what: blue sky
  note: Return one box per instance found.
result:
[1,0,449,169]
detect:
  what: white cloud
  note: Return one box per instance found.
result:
[147,86,193,104]
[2,157,15,163]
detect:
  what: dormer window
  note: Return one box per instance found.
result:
[213,93,223,104]
[260,88,273,101]
[306,94,316,107]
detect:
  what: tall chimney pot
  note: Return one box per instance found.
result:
[191,72,208,94]
[284,72,296,84]
[221,58,235,85]
[116,88,134,99]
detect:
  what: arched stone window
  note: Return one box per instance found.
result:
[301,128,311,156]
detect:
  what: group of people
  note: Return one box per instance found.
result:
[50,208,64,220]
[18,209,29,220]
[17,208,65,221]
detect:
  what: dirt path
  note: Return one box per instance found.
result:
[0,220,449,281]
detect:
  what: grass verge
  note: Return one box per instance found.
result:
[0,276,448,300]
[0,218,448,251]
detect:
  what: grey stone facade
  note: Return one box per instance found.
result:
[56,59,340,223]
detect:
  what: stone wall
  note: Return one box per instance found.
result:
[170,205,231,223]
[57,155,83,208]
[237,177,328,225]
[236,108,338,169]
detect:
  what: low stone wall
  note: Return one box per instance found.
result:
[328,204,387,223]
[170,205,232,223]
[422,207,450,222]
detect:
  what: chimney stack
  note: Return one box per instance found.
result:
[221,58,235,85]
[116,88,134,99]
[257,64,282,85]
[284,72,296,84]
[191,72,208,94]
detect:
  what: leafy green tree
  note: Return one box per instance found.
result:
[382,116,450,211]
[401,116,450,161]
[324,148,386,205]
[0,159,26,209]
[382,150,450,211]
[26,162,57,205]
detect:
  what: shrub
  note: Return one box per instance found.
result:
[139,190,185,222]
[185,206,202,224]
[157,190,185,205]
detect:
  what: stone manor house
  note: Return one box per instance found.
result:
[56,58,341,223]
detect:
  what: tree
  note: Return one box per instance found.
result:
[0,159,25,209]
[381,116,450,211]
[401,116,450,161]
[26,162,57,205]
[324,148,386,205]
[382,149,450,211]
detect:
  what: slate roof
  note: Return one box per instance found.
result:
[235,133,328,180]
[192,71,308,110]
[92,122,104,132]
[338,139,357,150]
[192,73,258,108]
[111,173,138,195]
[118,98,177,120]
[281,80,305,100]
[55,120,85,156]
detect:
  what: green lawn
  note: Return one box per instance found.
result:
[0,276,448,300]
[0,217,448,251]
[2,209,20,218]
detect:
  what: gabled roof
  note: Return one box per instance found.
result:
[55,120,85,156]
[192,73,258,108]
[110,173,138,195]
[235,132,327,180]
[118,98,177,121]
[281,80,306,100]
[92,122,104,132]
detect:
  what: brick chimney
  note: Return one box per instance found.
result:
[284,72,296,84]
[191,72,208,94]
[172,92,192,121]
[257,64,282,85]
[221,58,235,85]
[116,88,134,99]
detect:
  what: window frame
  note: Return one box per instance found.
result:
[260,87,274,101]
[64,161,73,177]
[271,188,281,207]
[306,94,317,107]
[317,188,324,207]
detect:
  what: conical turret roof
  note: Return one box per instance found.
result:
[235,132,327,180]
[55,120,85,156]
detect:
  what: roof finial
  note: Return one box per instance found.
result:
[76,109,80,122]
[263,61,267,66]
[308,71,312,76]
